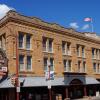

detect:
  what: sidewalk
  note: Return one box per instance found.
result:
[74,96,100,100]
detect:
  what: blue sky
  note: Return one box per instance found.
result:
[0,0,100,35]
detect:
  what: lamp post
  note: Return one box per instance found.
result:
[48,62,52,100]
[15,33,19,100]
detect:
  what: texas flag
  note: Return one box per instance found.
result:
[84,17,92,22]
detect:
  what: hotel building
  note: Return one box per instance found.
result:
[0,10,100,100]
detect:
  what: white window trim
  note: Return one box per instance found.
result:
[27,56,32,71]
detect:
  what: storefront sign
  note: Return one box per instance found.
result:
[47,80,51,89]
[17,87,20,92]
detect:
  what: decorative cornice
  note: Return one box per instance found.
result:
[0,10,100,44]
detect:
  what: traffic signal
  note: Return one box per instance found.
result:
[11,77,17,86]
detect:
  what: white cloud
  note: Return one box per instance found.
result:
[82,24,90,30]
[69,22,79,29]
[0,4,15,19]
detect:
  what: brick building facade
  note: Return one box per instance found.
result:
[0,10,100,100]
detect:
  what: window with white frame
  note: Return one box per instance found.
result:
[50,58,54,71]
[19,33,24,48]
[26,34,31,49]
[92,48,95,58]
[63,60,71,72]
[19,55,24,71]
[27,56,32,71]
[43,37,47,51]
[43,58,54,71]
[82,46,85,58]
[0,34,6,50]
[97,63,100,73]
[76,45,80,57]
[62,41,66,54]
[78,61,81,72]
[93,63,96,73]
[48,39,53,52]
[44,58,48,71]
[83,61,86,72]
[62,41,71,55]
[42,37,53,53]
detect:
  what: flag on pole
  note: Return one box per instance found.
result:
[84,17,91,22]
[84,17,94,32]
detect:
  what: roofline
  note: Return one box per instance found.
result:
[0,10,100,44]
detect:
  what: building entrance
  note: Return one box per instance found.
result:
[69,79,84,99]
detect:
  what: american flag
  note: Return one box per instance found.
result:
[84,17,91,22]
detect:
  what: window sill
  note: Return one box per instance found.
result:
[19,48,33,51]
[19,70,34,74]
[77,56,86,59]
[93,73,100,75]
[62,54,72,56]
[92,58,100,60]
[43,51,54,54]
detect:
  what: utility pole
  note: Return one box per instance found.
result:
[48,62,52,100]
[16,33,19,100]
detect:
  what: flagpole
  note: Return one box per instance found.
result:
[90,18,94,33]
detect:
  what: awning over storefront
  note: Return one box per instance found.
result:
[0,77,65,88]
[85,76,100,85]
[0,76,99,88]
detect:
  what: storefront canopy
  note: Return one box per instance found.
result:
[0,76,99,88]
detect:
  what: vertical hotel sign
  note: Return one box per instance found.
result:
[0,48,8,75]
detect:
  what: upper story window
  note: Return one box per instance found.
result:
[63,60,71,72]
[18,32,32,50]
[0,34,6,50]
[19,33,24,48]
[92,48,95,59]
[26,34,31,50]
[76,44,85,58]
[92,48,100,59]
[78,61,81,72]
[44,58,48,71]
[82,46,85,58]
[43,57,54,71]
[93,63,96,73]
[62,42,66,54]
[76,45,80,57]
[93,63,100,74]
[97,63,100,73]
[27,56,32,71]
[62,41,71,55]
[83,61,86,73]
[19,55,25,71]
[42,37,53,53]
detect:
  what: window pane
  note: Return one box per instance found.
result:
[26,34,31,49]
[82,47,85,57]
[92,48,95,58]
[19,55,24,71]
[44,58,48,71]
[93,63,96,72]
[78,61,81,72]
[77,45,80,56]
[62,42,66,54]
[43,37,47,51]
[27,56,32,70]
[50,58,54,71]
[19,33,24,48]
[49,39,53,52]
[83,62,86,72]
